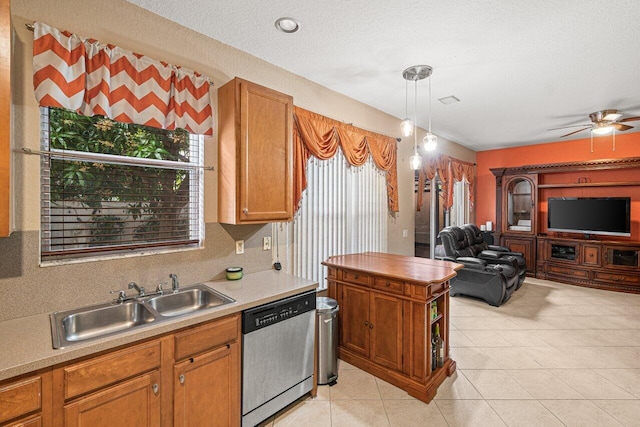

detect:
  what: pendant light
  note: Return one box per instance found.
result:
[402,65,433,170]
[400,79,413,137]
[423,73,438,151]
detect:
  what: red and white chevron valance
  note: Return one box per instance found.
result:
[32,22,213,135]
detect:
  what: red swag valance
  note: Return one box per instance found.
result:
[293,107,399,213]
[32,22,213,135]
[417,154,475,211]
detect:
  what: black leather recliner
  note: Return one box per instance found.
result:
[462,223,526,289]
[437,226,521,306]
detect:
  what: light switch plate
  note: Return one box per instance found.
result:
[263,237,271,251]
[235,240,244,254]
[402,229,408,238]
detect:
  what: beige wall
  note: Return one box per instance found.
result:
[1,0,475,321]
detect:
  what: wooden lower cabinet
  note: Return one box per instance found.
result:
[63,371,161,427]
[500,234,536,275]
[338,284,370,357]
[174,342,240,427]
[537,237,640,293]
[36,313,242,427]
[369,291,403,371]
[324,253,459,403]
[337,284,403,370]
[0,372,51,427]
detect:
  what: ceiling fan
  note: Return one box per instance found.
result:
[551,109,640,138]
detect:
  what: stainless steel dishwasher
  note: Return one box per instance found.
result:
[242,290,316,427]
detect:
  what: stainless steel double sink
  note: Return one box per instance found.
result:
[50,284,235,349]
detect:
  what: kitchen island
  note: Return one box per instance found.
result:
[323,252,461,403]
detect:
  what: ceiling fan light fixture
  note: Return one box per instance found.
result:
[592,125,614,135]
[603,113,623,121]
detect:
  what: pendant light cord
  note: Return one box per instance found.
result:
[405,79,409,119]
[414,78,418,153]
[428,75,432,133]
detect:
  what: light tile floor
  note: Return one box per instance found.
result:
[258,278,640,426]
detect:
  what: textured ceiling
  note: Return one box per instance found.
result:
[126,0,640,151]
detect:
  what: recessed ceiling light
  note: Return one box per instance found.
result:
[438,96,460,105]
[275,17,300,34]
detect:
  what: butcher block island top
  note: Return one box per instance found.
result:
[323,252,462,403]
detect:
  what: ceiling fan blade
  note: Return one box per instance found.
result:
[612,123,633,131]
[548,124,591,131]
[560,127,591,138]
[619,116,640,123]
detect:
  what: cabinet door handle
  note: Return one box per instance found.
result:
[179,374,185,385]
[242,208,248,214]
[364,321,369,327]
[385,282,390,287]
[369,323,374,329]
[152,383,159,394]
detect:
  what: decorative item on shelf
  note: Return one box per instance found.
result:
[402,65,435,170]
[430,300,438,321]
[226,267,243,280]
[433,323,444,368]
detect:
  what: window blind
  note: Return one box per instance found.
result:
[40,107,203,262]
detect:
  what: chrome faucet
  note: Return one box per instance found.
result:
[128,281,145,297]
[110,289,127,304]
[170,273,179,293]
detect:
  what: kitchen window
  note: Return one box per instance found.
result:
[40,107,204,263]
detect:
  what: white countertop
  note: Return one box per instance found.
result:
[0,270,317,381]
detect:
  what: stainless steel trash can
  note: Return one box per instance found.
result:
[316,297,339,385]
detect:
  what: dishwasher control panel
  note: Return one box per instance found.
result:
[242,290,316,333]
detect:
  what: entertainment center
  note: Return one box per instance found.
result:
[491,156,640,293]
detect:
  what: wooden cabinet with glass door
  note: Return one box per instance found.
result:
[491,171,538,274]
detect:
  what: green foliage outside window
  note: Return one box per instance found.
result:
[47,108,194,247]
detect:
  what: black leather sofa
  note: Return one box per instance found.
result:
[437,225,524,306]
[462,223,526,289]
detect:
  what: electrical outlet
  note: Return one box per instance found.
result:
[263,237,271,251]
[402,229,409,238]
[235,240,244,254]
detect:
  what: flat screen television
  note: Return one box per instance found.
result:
[547,197,631,237]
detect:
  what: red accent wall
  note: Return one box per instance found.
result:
[475,132,640,240]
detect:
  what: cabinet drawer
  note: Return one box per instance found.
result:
[547,265,589,279]
[372,278,403,295]
[327,267,337,279]
[341,270,370,286]
[0,377,41,423]
[594,271,640,285]
[174,314,239,361]
[582,245,601,267]
[63,340,161,400]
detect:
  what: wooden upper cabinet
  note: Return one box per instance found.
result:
[0,0,12,237]
[217,77,293,224]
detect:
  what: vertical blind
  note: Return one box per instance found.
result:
[288,150,388,286]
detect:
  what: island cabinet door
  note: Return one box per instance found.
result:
[339,284,370,358]
[369,292,403,371]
